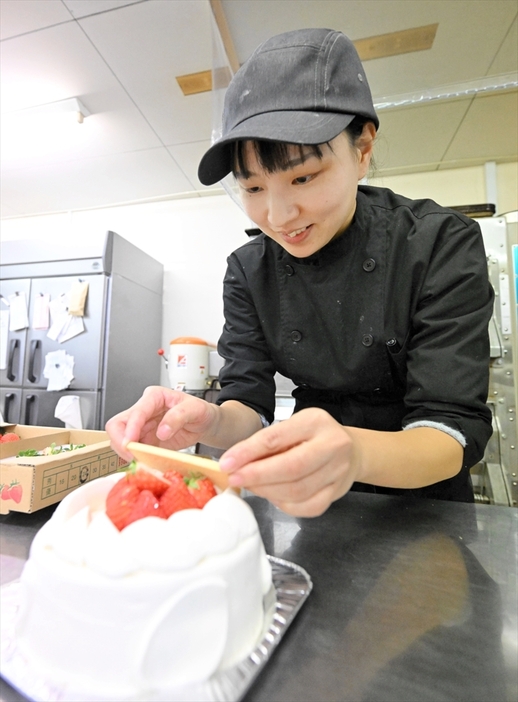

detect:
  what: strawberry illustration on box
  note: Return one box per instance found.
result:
[0,480,22,504]
[0,433,20,444]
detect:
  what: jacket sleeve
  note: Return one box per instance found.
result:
[399,211,494,470]
[215,253,277,424]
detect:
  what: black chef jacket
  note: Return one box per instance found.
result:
[216,186,494,502]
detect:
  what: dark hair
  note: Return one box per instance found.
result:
[232,116,371,179]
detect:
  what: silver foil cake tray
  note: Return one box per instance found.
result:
[0,556,312,702]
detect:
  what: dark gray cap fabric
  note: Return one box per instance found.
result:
[198,28,379,185]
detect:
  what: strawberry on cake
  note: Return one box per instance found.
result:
[15,465,273,699]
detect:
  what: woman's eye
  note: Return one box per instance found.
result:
[245,186,262,194]
[293,175,313,185]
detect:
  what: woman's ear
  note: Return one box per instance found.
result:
[357,122,377,179]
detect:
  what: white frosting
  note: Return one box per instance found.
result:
[16,474,272,699]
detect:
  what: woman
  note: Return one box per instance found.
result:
[106,29,493,516]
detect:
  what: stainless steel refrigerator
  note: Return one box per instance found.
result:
[0,231,163,430]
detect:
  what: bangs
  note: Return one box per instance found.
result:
[232,140,324,179]
[230,118,370,180]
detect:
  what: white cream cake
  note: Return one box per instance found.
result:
[15,473,272,699]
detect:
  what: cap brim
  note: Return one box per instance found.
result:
[198,110,355,186]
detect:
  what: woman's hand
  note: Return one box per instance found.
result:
[218,408,362,517]
[105,386,218,461]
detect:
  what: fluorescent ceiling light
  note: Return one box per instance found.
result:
[374,73,518,110]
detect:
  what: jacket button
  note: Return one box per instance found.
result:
[285,264,294,276]
[362,334,374,347]
[362,258,376,272]
[291,330,302,342]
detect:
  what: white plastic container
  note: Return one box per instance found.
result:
[168,337,211,391]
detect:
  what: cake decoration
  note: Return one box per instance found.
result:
[104,463,217,529]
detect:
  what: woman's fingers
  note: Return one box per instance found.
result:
[220,408,359,516]
[106,386,216,455]
[157,396,214,437]
[105,410,135,459]
[221,407,351,482]
[220,408,327,472]
[116,386,172,443]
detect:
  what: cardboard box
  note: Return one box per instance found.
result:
[0,425,128,515]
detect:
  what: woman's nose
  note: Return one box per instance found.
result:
[266,191,299,230]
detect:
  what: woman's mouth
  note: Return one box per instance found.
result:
[282,225,311,241]
[287,226,307,238]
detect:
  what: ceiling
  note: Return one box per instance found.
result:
[0,0,517,219]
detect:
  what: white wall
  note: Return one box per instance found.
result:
[369,162,518,216]
[1,161,516,387]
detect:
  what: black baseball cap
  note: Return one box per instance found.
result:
[198,28,379,186]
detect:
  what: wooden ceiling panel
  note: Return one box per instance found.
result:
[355,24,438,61]
[176,71,213,97]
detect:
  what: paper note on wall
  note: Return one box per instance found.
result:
[8,292,29,331]
[43,350,75,391]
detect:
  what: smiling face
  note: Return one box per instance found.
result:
[234,126,375,258]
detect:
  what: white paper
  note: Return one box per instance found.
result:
[58,314,85,343]
[47,294,69,341]
[32,293,50,330]
[0,310,9,370]
[8,293,28,331]
[43,350,75,391]
[47,294,84,343]
[54,395,83,429]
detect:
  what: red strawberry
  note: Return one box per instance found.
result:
[105,478,140,530]
[1,484,11,500]
[1,433,20,443]
[8,482,22,503]
[125,489,165,527]
[126,465,171,497]
[163,470,185,487]
[186,474,217,508]
[159,480,197,518]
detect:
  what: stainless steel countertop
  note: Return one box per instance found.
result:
[1,493,517,702]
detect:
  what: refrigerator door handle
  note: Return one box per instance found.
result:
[25,394,36,425]
[27,339,40,383]
[7,339,19,381]
[4,393,15,423]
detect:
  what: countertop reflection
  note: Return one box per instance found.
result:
[0,492,516,702]
[245,492,517,702]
